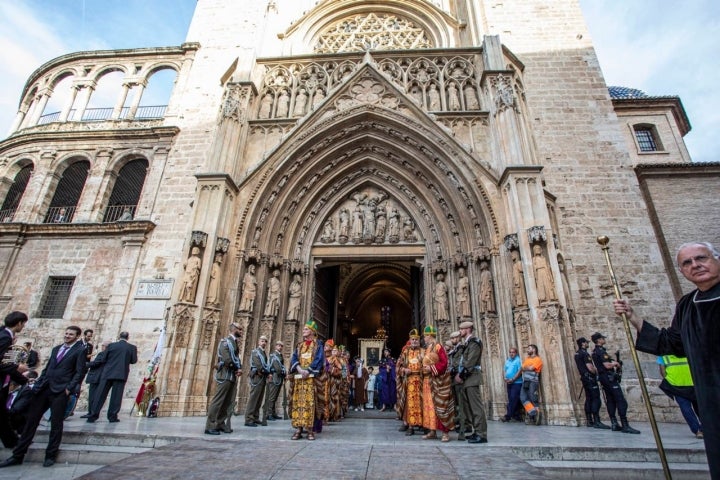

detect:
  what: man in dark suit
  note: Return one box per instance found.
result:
[81,329,94,360]
[23,342,39,369]
[0,311,29,449]
[80,340,109,419]
[87,331,137,423]
[0,325,87,468]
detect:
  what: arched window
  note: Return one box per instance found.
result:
[314,13,433,53]
[0,165,33,222]
[44,161,90,223]
[102,158,149,222]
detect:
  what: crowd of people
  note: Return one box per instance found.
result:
[0,314,137,469]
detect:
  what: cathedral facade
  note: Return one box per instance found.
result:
[0,0,707,423]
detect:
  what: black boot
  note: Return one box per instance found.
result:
[610,418,621,432]
[593,413,611,430]
[620,417,640,434]
[585,413,594,428]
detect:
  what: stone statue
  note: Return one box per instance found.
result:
[410,86,423,105]
[428,84,441,111]
[338,208,350,242]
[293,88,308,116]
[447,82,460,111]
[239,264,257,312]
[532,245,557,303]
[205,253,223,306]
[180,246,202,303]
[321,218,335,243]
[258,93,272,119]
[479,261,496,313]
[388,208,400,242]
[286,274,303,321]
[433,272,449,322]
[276,90,290,118]
[312,88,325,108]
[263,269,281,317]
[375,207,387,242]
[362,202,376,242]
[511,250,527,308]
[558,258,574,311]
[464,84,480,110]
[455,267,471,318]
[352,205,364,243]
[403,216,416,242]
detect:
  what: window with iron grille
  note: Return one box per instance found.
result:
[38,277,75,318]
[0,165,33,222]
[634,127,658,152]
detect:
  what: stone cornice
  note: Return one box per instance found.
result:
[634,161,720,177]
[0,221,155,239]
[612,96,691,136]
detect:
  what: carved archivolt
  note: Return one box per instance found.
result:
[314,13,433,54]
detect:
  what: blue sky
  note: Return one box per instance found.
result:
[0,0,716,162]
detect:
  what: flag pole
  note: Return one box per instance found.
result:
[596,235,671,480]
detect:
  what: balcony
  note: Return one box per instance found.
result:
[38,106,167,125]
[43,206,77,224]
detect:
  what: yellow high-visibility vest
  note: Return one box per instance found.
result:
[661,355,694,387]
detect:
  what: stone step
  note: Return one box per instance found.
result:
[24,443,150,466]
[513,445,708,464]
[528,460,710,480]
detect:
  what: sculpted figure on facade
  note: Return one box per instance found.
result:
[205,253,224,306]
[263,269,282,318]
[239,264,257,312]
[532,245,557,303]
[180,247,203,303]
[374,206,387,242]
[338,207,350,243]
[321,218,335,243]
[428,84,441,111]
[455,267,471,318]
[403,216,416,242]
[387,208,400,243]
[286,274,303,321]
[312,88,325,108]
[464,84,480,110]
[558,257,574,311]
[447,82,460,111]
[276,89,290,117]
[258,93,272,119]
[433,272,449,322]
[479,260,496,313]
[293,88,308,116]
[351,205,364,243]
[409,85,423,106]
[511,250,528,308]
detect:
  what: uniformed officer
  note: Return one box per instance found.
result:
[574,337,610,429]
[262,340,286,422]
[455,321,487,444]
[448,331,470,440]
[590,332,640,434]
[245,335,269,426]
[204,323,242,435]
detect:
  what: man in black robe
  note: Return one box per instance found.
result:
[614,241,720,479]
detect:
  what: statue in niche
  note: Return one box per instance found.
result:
[276,90,290,118]
[258,93,272,119]
[410,86,423,106]
[375,207,387,242]
[532,245,557,303]
[338,208,350,243]
[433,273,449,322]
[179,246,203,303]
[321,218,335,243]
[558,258,574,311]
[312,88,325,108]
[387,208,400,243]
[293,88,308,116]
[464,84,480,110]
[363,202,376,242]
[351,205,364,243]
[239,264,257,312]
[286,274,303,321]
[479,261,496,313]
[403,216,417,242]
[511,250,528,308]
[263,269,281,318]
[428,84,441,111]
[456,267,471,318]
[205,253,224,306]
[447,82,460,111]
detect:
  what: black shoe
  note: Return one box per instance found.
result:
[622,425,641,434]
[86,417,98,423]
[244,422,258,427]
[260,421,268,426]
[204,429,221,435]
[611,421,621,432]
[398,424,409,432]
[80,414,91,419]
[466,433,479,442]
[222,429,233,433]
[594,421,611,430]
[405,427,415,436]
[0,456,24,468]
[500,416,509,423]
[43,458,56,467]
[108,418,120,423]
[267,416,277,421]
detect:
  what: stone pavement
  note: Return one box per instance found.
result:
[0,409,709,479]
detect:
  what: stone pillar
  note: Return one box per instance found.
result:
[75,147,113,222]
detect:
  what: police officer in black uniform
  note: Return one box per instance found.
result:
[574,337,610,429]
[590,332,639,434]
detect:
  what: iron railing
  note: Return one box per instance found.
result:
[0,209,16,223]
[43,206,76,224]
[37,105,167,125]
[102,204,137,223]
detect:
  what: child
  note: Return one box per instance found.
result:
[366,367,377,409]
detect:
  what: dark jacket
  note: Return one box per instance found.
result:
[34,342,87,395]
[85,351,107,385]
[0,328,28,386]
[99,340,137,381]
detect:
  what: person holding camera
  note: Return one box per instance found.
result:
[204,323,242,435]
[245,335,269,426]
[455,321,487,444]
[590,332,639,434]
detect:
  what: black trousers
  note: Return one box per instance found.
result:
[13,388,69,459]
[92,379,127,420]
[598,374,627,418]
[0,385,17,448]
[581,376,601,415]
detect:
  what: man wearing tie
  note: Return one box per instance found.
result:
[86,331,137,423]
[0,325,86,468]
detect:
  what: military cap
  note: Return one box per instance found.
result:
[576,337,588,347]
[458,321,474,330]
[259,335,268,341]
[591,332,605,343]
[450,331,461,339]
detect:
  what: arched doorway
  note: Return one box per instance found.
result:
[313,260,420,359]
